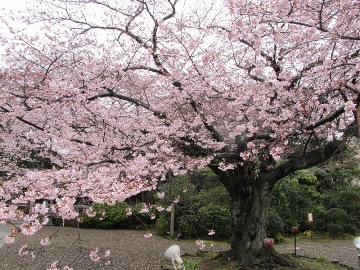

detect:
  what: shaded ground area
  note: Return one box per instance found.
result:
[0,226,359,269]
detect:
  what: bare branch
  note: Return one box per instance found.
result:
[162,0,178,21]
[264,140,345,186]
[86,159,118,167]
[288,21,360,41]
[1,106,45,131]
[87,89,167,119]
[304,106,345,131]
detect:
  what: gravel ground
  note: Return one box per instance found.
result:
[274,239,360,269]
[0,226,359,270]
[0,226,227,270]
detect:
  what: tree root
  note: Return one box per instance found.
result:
[217,247,299,270]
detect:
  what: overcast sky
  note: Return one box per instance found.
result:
[0,1,21,9]
[0,1,32,11]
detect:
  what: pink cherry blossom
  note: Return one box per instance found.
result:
[344,101,356,114]
[89,247,100,262]
[4,235,15,244]
[125,208,133,216]
[144,231,153,238]
[196,240,206,250]
[40,238,51,246]
[18,244,29,256]
[47,261,59,270]
[157,192,165,199]
[104,250,111,257]
[85,207,96,218]
[139,204,149,214]
[0,0,358,267]
[156,206,165,212]
[173,196,180,204]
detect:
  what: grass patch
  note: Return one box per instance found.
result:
[182,252,238,270]
[183,258,201,270]
[280,232,355,244]
[296,256,346,270]
[180,252,348,270]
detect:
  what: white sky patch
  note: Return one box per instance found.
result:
[0,1,31,33]
[0,0,37,67]
[0,1,32,10]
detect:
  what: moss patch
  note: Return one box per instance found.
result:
[178,252,348,270]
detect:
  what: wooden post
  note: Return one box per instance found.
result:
[357,103,360,137]
[292,227,299,256]
[168,171,175,238]
[170,204,175,238]
[308,213,313,240]
[28,201,34,215]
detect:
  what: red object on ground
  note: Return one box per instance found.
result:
[263,238,274,246]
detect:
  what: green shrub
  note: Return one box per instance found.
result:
[337,190,360,218]
[157,168,232,239]
[324,208,348,223]
[313,217,326,232]
[197,186,230,208]
[198,204,231,238]
[271,173,322,233]
[343,224,359,235]
[155,213,169,236]
[131,202,156,228]
[183,259,200,270]
[337,190,360,204]
[177,215,198,239]
[303,230,314,238]
[81,202,131,229]
[274,232,287,243]
[266,209,284,240]
[282,218,299,234]
[327,223,344,237]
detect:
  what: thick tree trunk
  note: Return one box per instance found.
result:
[226,173,273,266]
[211,137,345,267]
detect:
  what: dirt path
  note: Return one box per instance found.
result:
[0,226,359,269]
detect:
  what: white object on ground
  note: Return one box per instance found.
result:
[163,244,185,270]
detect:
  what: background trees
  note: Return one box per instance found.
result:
[0,0,359,266]
[75,162,360,239]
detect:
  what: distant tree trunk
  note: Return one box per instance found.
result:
[223,171,273,266]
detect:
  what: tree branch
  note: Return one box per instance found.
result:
[264,140,345,186]
[87,89,167,119]
[304,106,345,131]
[288,21,360,41]
[1,106,45,131]
[86,159,118,167]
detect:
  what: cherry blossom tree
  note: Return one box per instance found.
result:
[0,0,359,266]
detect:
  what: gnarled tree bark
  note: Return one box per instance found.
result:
[210,139,345,266]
